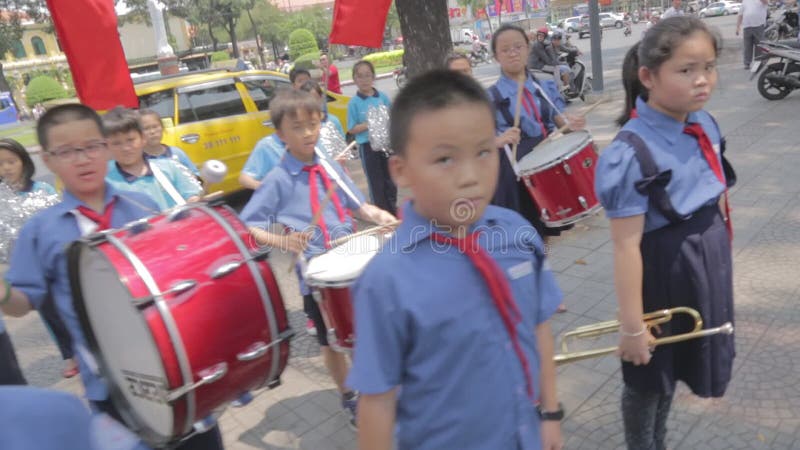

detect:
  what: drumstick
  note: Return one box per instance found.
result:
[540,100,604,146]
[288,182,339,273]
[334,140,358,161]
[511,78,525,163]
[328,220,402,248]
[199,190,224,202]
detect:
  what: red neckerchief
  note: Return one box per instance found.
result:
[76,198,117,231]
[303,164,347,248]
[430,231,534,400]
[684,123,733,240]
[521,86,548,138]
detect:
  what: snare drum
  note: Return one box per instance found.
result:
[67,203,292,447]
[304,233,387,352]
[517,130,602,227]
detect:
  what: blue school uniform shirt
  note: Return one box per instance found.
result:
[0,387,151,450]
[5,184,159,401]
[347,203,563,450]
[0,386,149,450]
[241,134,285,181]
[595,97,725,233]
[346,89,391,144]
[144,145,199,176]
[240,150,366,293]
[106,159,201,211]
[492,72,558,138]
[19,180,58,196]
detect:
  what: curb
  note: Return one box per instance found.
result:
[340,71,394,87]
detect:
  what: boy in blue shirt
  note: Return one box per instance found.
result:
[241,89,395,428]
[348,70,564,450]
[103,107,201,211]
[0,104,224,449]
[139,109,200,176]
[239,133,285,190]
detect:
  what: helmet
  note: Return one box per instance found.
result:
[551,31,563,40]
[537,27,548,36]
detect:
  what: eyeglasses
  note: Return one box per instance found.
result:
[498,44,528,56]
[47,140,108,162]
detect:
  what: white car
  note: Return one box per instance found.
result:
[699,1,740,17]
[599,12,625,28]
[560,16,583,33]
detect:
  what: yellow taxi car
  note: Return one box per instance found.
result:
[135,69,350,194]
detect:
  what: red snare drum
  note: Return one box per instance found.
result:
[68,203,292,447]
[304,233,387,352]
[518,130,603,227]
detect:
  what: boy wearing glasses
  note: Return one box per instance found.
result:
[0,104,225,449]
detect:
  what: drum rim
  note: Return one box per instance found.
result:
[198,204,284,388]
[541,204,604,227]
[304,234,385,284]
[518,131,593,175]
[67,240,177,447]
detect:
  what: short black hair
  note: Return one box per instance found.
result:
[270,89,322,130]
[0,138,35,191]
[390,69,492,155]
[444,52,470,68]
[138,108,161,120]
[102,106,142,136]
[289,68,311,84]
[36,103,105,151]
[491,24,529,55]
[352,60,376,79]
[298,79,324,97]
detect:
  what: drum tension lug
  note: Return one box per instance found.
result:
[126,219,151,235]
[166,362,227,403]
[132,280,197,308]
[266,378,282,389]
[168,208,192,222]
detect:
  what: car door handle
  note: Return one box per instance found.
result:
[262,120,273,127]
[180,134,200,144]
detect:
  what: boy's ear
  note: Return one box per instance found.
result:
[388,154,408,188]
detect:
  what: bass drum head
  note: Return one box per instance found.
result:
[305,234,385,286]
[75,244,174,442]
[518,130,592,173]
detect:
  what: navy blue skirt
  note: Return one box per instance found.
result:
[622,204,735,397]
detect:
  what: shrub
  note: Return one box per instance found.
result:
[210,51,230,62]
[288,29,319,60]
[293,51,321,71]
[25,75,68,107]
[363,49,404,68]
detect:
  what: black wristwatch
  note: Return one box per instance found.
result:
[537,403,565,421]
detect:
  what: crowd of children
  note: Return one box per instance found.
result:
[0,15,737,450]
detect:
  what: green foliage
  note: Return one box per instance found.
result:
[210,50,230,62]
[288,28,318,60]
[293,51,320,71]
[363,49,405,68]
[25,75,68,106]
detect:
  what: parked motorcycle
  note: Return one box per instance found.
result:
[394,66,407,89]
[749,41,800,100]
[765,7,799,42]
[560,48,592,101]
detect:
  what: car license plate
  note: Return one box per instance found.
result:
[750,61,762,73]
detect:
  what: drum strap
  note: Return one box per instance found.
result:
[150,161,187,207]
[615,130,690,224]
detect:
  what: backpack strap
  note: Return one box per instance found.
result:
[489,85,516,131]
[615,130,689,224]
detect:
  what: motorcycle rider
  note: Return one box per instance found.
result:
[527,27,573,93]
[470,34,488,62]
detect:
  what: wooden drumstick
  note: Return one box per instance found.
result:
[328,220,402,248]
[510,78,525,163]
[334,140,358,161]
[288,182,339,273]
[541,100,604,146]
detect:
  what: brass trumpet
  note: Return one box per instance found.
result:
[554,306,734,365]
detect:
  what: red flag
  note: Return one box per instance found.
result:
[46,0,137,110]
[329,0,393,48]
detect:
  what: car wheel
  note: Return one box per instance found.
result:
[615,21,623,28]
[700,12,705,17]
[568,27,575,33]
[723,10,730,15]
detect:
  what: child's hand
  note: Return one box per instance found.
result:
[281,231,311,254]
[373,209,397,227]
[565,113,586,131]
[540,421,563,450]
[495,127,521,147]
[616,325,655,366]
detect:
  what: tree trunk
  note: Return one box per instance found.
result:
[226,16,240,58]
[208,22,219,51]
[246,9,265,68]
[396,0,453,78]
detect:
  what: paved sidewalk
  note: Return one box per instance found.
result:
[5,37,800,450]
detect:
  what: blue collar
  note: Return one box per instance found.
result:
[633,97,702,145]
[281,150,320,176]
[356,89,380,100]
[115,159,153,182]
[395,201,499,251]
[496,71,542,99]
[57,182,120,215]
[144,145,174,159]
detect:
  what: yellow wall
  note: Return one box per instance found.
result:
[3,24,61,62]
